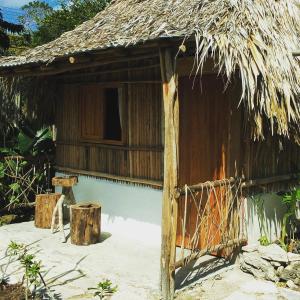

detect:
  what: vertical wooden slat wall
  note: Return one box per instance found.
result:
[55,61,163,183]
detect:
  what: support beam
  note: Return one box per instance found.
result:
[159,48,179,300]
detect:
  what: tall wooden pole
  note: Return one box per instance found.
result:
[159,48,179,300]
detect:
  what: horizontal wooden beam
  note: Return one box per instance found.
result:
[179,177,236,194]
[242,173,298,188]
[62,79,161,84]
[55,166,163,189]
[292,51,300,57]
[0,38,184,77]
[56,140,164,152]
[179,173,299,194]
[60,63,160,79]
[0,52,160,77]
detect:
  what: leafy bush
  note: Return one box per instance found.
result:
[278,188,300,250]
[1,241,54,300]
[0,127,55,209]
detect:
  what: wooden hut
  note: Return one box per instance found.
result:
[0,1,300,299]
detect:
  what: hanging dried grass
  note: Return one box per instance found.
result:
[192,0,300,139]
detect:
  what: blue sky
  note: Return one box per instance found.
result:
[0,0,60,24]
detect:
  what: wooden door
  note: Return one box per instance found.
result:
[177,75,242,250]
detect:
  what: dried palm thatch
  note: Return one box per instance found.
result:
[193,0,300,139]
[0,0,299,138]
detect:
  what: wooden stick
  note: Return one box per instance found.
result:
[241,173,298,188]
[51,195,66,243]
[58,196,66,243]
[175,238,247,269]
[159,47,179,300]
[179,173,299,194]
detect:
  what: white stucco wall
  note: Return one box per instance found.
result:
[245,193,287,244]
[55,173,163,246]
[55,173,289,247]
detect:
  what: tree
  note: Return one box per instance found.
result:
[0,9,24,51]
[20,0,110,47]
[19,1,53,29]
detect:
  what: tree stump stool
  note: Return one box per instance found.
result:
[35,193,62,228]
[70,203,101,246]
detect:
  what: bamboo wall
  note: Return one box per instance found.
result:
[55,58,164,185]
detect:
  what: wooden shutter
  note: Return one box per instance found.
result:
[80,84,104,141]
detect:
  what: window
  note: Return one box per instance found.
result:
[80,84,123,144]
[103,88,122,141]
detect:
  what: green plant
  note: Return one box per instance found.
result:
[0,241,24,285]
[0,126,54,210]
[258,235,270,246]
[88,279,117,299]
[6,241,54,300]
[279,189,299,250]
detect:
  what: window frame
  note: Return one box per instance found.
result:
[79,83,125,146]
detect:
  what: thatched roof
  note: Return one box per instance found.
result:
[1,0,300,139]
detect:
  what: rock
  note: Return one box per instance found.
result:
[288,252,300,262]
[258,244,288,263]
[271,261,282,268]
[294,278,300,286]
[279,262,300,283]
[277,266,284,276]
[290,261,300,269]
[240,252,279,282]
[242,244,259,253]
[287,280,298,289]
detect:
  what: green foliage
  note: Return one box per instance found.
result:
[0,9,24,52]
[8,241,25,256]
[278,189,299,250]
[88,279,117,299]
[19,1,53,29]
[5,241,53,300]
[20,0,110,47]
[0,127,54,209]
[258,235,270,246]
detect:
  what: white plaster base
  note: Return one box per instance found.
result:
[55,173,162,246]
[244,193,286,244]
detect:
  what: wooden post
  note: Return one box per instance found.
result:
[159,48,179,300]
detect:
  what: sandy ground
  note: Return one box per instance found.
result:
[0,222,300,300]
[0,221,160,300]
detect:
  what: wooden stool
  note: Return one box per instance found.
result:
[70,203,101,246]
[51,176,78,242]
[35,193,61,229]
